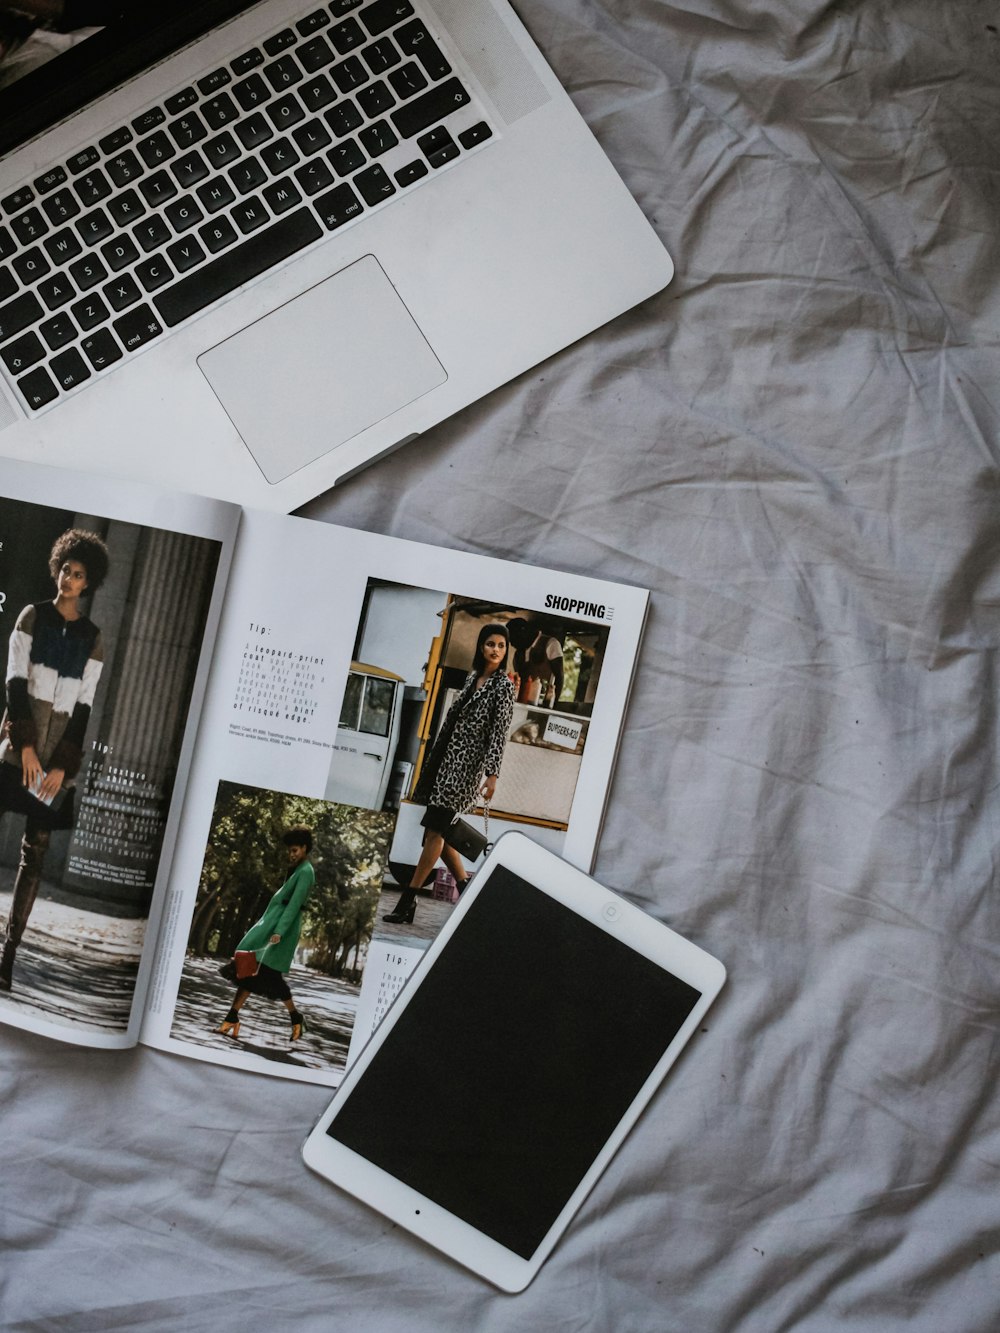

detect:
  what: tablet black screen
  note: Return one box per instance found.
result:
[328,866,701,1260]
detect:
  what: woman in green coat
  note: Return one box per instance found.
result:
[217,825,315,1043]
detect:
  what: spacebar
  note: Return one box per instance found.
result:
[154,209,323,328]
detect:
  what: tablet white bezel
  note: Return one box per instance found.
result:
[301,831,726,1292]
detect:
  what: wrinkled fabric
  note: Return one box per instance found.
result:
[3,2,998,1328]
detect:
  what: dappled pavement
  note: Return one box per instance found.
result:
[373,883,457,950]
[0,886,145,1035]
[173,953,365,1075]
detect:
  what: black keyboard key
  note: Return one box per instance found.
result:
[229,159,268,195]
[232,197,270,235]
[35,167,67,194]
[231,48,264,76]
[2,188,33,216]
[388,60,426,99]
[50,346,90,390]
[204,131,241,168]
[18,365,58,409]
[200,217,238,253]
[325,101,363,136]
[313,182,363,230]
[72,292,110,331]
[396,20,451,79]
[263,177,303,214]
[69,254,108,291]
[41,189,80,226]
[234,73,272,112]
[262,138,301,175]
[267,93,306,131]
[391,78,469,138]
[301,73,337,112]
[354,162,395,205]
[459,121,492,150]
[155,208,321,326]
[108,188,146,227]
[101,235,140,271]
[0,227,13,260]
[327,139,365,175]
[265,55,303,92]
[2,331,45,375]
[37,271,75,310]
[13,247,50,285]
[0,268,15,301]
[135,254,173,292]
[165,196,205,233]
[11,208,48,245]
[165,88,197,115]
[133,107,166,134]
[172,150,210,189]
[99,125,133,154]
[76,208,114,247]
[68,147,100,175]
[363,37,402,74]
[359,119,397,157]
[330,17,365,53]
[357,79,394,117]
[82,328,123,370]
[330,0,362,13]
[360,0,413,36]
[170,113,208,150]
[75,170,112,206]
[40,311,77,350]
[294,158,335,196]
[198,67,231,96]
[0,291,43,341]
[114,304,164,352]
[104,274,142,311]
[166,236,206,272]
[137,130,176,168]
[298,9,330,35]
[300,34,334,71]
[292,118,332,155]
[106,150,144,188]
[197,177,237,213]
[203,92,240,131]
[235,112,273,150]
[133,216,171,252]
[331,56,368,92]
[139,170,178,208]
[417,125,458,167]
[264,28,297,57]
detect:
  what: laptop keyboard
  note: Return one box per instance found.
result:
[0,0,493,414]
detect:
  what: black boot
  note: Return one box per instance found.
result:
[382,889,417,924]
[0,940,15,992]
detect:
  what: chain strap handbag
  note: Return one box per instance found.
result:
[445,797,492,861]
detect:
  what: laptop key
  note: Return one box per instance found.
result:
[100,235,140,272]
[99,126,134,154]
[359,120,397,157]
[354,163,395,205]
[325,101,363,136]
[330,18,365,53]
[82,328,123,370]
[396,21,451,80]
[12,208,49,245]
[262,138,301,175]
[330,0,363,13]
[2,331,45,375]
[232,197,270,234]
[235,112,273,149]
[299,35,335,72]
[42,190,80,225]
[298,10,330,35]
[137,130,176,169]
[265,56,303,92]
[200,217,239,253]
[139,170,178,208]
[0,268,15,301]
[69,255,108,291]
[40,312,77,350]
[18,366,58,409]
[331,56,369,92]
[133,107,166,134]
[197,178,237,213]
[2,188,34,215]
[231,48,264,76]
[199,67,232,95]
[360,1,414,37]
[357,80,395,117]
[135,254,174,292]
[165,88,198,115]
[114,305,164,351]
[292,119,332,155]
[459,121,492,150]
[203,93,240,131]
[76,208,114,247]
[67,147,100,175]
[172,150,210,188]
[301,73,337,112]
[264,29,297,57]
[35,167,67,194]
[229,159,267,195]
[13,247,51,284]
[264,178,304,213]
[313,182,363,230]
[363,37,402,74]
[50,347,91,390]
[154,208,322,326]
[108,189,146,227]
[133,216,171,252]
[204,132,241,168]
[417,126,458,167]
[268,94,306,131]
[0,291,44,341]
[104,274,142,311]
[328,139,365,175]
[75,170,112,206]
[234,73,273,111]
[0,227,13,260]
[167,237,206,272]
[388,61,427,100]
[391,78,470,139]
[37,272,76,310]
[165,197,205,233]
[294,159,335,196]
[106,151,144,188]
[72,292,110,330]
[170,114,208,150]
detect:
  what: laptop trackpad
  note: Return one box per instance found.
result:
[197,255,447,484]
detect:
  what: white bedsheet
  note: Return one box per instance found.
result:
[3,1,998,1327]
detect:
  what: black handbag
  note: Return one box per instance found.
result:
[445,800,491,861]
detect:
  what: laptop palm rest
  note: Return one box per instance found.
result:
[197,255,447,484]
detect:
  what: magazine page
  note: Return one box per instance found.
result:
[0,459,239,1049]
[141,509,647,1085]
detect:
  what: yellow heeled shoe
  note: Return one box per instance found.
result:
[217,1009,241,1040]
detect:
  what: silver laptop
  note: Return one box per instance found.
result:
[0,0,672,511]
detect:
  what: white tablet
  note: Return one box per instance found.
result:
[302,832,726,1292]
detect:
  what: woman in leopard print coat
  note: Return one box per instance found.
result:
[383,622,515,924]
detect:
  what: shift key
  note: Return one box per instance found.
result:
[390,78,470,140]
[0,291,44,344]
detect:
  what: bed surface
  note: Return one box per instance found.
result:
[3,1,998,1328]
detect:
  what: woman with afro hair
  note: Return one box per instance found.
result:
[0,528,108,992]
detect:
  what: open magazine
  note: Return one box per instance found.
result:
[0,458,648,1086]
